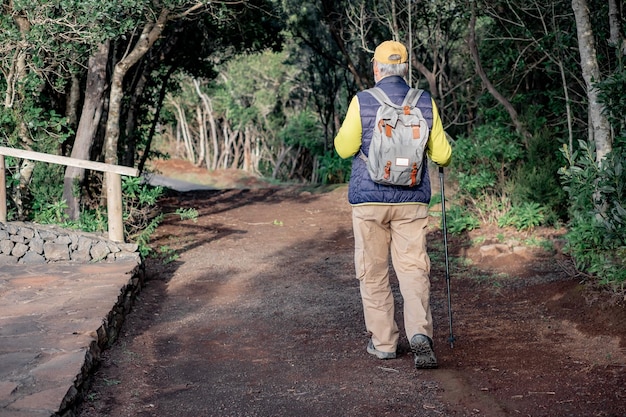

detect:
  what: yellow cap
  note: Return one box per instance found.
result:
[373,41,408,64]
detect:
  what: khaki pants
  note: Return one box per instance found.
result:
[352,204,432,354]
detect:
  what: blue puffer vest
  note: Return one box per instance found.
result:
[348,76,434,205]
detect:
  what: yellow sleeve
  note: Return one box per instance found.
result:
[333,96,362,159]
[426,99,452,167]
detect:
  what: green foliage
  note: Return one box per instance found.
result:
[218,50,301,124]
[455,170,496,198]
[523,236,555,252]
[24,107,74,151]
[507,126,568,223]
[175,207,198,221]
[596,67,626,136]
[156,245,179,264]
[134,213,164,259]
[75,208,109,234]
[509,164,565,225]
[450,122,551,230]
[454,124,524,198]
[559,139,626,287]
[279,110,323,153]
[122,177,165,256]
[445,205,480,235]
[122,176,163,206]
[29,164,66,223]
[452,117,563,231]
[564,215,626,286]
[164,48,322,181]
[497,202,546,230]
[34,200,69,224]
[318,151,351,184]
[122,177,199,257]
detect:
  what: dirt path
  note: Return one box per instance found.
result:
[77,183,626,417]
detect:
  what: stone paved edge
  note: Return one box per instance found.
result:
[57,262,144,417]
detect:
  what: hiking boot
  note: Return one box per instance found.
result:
[367,339,396,360]
[410,334,438,369]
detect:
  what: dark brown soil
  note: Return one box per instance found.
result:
[77,160,626,417]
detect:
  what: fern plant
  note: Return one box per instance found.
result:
[498,202,546,230]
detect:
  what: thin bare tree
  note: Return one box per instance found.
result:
[468,0,530,141]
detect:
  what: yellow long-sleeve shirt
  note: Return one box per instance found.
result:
[334,95,452,167]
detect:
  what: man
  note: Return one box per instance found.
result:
[334,40,452,369]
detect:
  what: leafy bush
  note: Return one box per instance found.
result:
[74,207,109,234]
[451,119,561,231]
[445,205,480,235]
[121,177,197,257]
[557,64,626,290]
[30,164,67,224]
[564,214,626,286]
[279,111,324,154]
[122,177,165,239]
[509,165,565,226]
[559,139,626,288]
[508,127,568,223]
[451,123,527,228]
[318,151,352,184]
[497,202,546,230]
[453,124,524,198]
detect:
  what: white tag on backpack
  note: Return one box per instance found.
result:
[396,157,409,167]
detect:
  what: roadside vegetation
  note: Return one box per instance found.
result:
[0,0,623,294]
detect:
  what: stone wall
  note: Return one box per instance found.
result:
[0,222,141,265]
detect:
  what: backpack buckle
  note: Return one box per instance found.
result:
[383,161,392,180]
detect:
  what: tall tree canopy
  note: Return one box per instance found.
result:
[0,0,624,288]
[0,0,283,219]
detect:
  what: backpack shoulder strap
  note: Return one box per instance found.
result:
[369,87,425,108]
[366,87,392,106]
[402,88,425,107]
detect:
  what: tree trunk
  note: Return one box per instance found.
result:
[411,56,438,95]
[229,126,242,170]
[206,108,218,170]
[608,0,626,56]
[193,79,219,170]
[63,42,110,220]
[243,126,253,173]
[138,67,175,174]
[122,66,148,167]
[272,144,294,180]
[104,9,170,165]
[7,4,35,219]
[218,122,231,169]
[468,1,530,142]
[66,73,81,129]
[572,0,612,162]
[195,105,206,167]
[168,98,195,164]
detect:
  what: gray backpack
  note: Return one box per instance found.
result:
[359,87,429,187]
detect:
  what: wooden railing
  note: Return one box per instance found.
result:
[0,146,139,242]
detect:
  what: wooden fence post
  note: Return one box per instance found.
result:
[106,172,124,242]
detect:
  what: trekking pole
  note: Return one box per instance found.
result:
[439,166,456,348]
